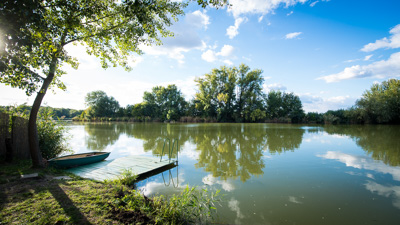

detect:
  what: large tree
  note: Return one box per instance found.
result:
[195,66,237,121]
[235,64,264,122]
[143,84,187,121]
[0,0,226,167]
[85,90,120,118]
[194,64,265,122]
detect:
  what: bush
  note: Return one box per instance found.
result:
[37,108,71,159]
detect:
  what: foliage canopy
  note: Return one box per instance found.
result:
[85,90,120,118]
[0,0,226,166]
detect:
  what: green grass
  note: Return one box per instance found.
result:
[0,160,221,224]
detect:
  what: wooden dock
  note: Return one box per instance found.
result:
[67,155,177,181]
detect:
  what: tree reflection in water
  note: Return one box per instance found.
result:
[85,123,122,151]
[82,123,399,170]
[82,123,306,182]
[324,125,400,166]
[133,123,304,182]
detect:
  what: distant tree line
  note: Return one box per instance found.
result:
[76,71,399,124]
[303,79,400,124]
[0,104,83,120]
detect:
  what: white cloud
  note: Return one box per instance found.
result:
[285,32,302,39]
[227,0,308,18]
[225,1,317,39]
[344,54,373,63]
[140,10,210,64]
[263,83,287,93]
[317,52,400,83]
[310,1,319,7]
[141,45,189,64]
[226,17,246,39]
[223,59,234,65]
[185,10,210,30]
[361,24,400,52]
[326,95,351,103]
[159,76,198,100]
[364,54,373,61]
[217,45,235,57]
[201,45,235,64]
[299,93,355,112]
[344,58,359,63]
[287,11,293,16]
[64,43,101,71]
[201,49,218,62]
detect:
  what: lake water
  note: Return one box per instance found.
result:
[67,122,400,224]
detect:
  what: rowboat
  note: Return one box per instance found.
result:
[48,152,110,168]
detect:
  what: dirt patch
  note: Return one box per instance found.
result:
[109,207,153,225]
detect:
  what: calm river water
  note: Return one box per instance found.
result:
[67,122,400,224]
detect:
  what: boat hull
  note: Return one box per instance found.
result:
[48,152,110,168]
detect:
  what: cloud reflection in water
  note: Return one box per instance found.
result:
[318,151,400,181]
[319,151,400,210]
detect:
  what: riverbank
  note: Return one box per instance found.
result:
[0,160,219,224]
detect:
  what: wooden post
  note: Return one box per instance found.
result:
[0,112,9,159]
[12,116,31,160]
[5,137,12,162]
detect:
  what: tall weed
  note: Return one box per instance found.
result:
[119,186,221,224]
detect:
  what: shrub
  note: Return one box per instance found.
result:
[37,108,71,159]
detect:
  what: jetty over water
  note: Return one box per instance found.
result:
[67,155,177,181]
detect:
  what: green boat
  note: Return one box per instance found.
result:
[48,152,110,168]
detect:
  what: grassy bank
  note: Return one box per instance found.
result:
[0,161,220,224]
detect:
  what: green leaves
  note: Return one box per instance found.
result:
[195,64,266,122]
[36,108,71,159]
[265,90,304,122]
[0,0,203,95]
[356,79,400,123]
[143,84,187,121]
[85,90,120,118]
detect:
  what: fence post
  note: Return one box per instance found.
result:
[5,137,12,162]
[0,112,9,159]
[11,116,31,160]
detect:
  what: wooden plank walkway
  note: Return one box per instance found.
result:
[67,155,177,181]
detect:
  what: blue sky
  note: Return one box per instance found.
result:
[1,0,400,112]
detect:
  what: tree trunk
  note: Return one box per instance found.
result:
[28,56,58,168]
